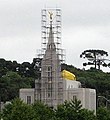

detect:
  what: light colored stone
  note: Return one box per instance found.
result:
[19,9,96,112]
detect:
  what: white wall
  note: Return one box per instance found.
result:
[19,88,35,104]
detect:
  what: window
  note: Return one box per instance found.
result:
[27,96,31,104]
[48,66,51,71]
[49,45,51,49]
[48,72,51,77]
[47,66,51,78]
[73,96,77,101]
[48,93,51,98]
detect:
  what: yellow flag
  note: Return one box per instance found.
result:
[62,70,76,80]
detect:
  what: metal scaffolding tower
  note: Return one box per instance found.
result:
[37,8,65,62]
[35,8,65,108]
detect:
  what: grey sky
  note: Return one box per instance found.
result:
[0,0,110,71]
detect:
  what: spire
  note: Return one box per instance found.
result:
[47,12,56,50]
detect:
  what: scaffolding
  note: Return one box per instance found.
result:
[36,8,65,63]
[35,8,65,108]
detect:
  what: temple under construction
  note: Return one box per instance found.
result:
[19,8,96,112]
[35,9,64,107]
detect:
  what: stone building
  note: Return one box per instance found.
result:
[19,8,96,112]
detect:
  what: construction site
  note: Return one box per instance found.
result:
[20,8,96,111]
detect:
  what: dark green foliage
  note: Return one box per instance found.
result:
[55,99,96,120]
[97,107,110,120]
[0,58,41,79]
[2,98,96,120]
[55,99,82,120]
[0,58,41,102]
[31,58,42,79]
[0,112,2,119]
[2,98,35,120]
[2,98,110,120]
[32,101,54,120]
[79,109,96,120]
[0,71,34,102]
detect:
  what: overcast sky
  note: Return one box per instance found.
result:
[0,0,110,71]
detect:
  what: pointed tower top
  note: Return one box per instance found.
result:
[41,9,65,62]
[46,11,56,50]
[48,11,53,29]
[48,11,53,20]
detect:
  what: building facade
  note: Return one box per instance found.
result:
[19,8,96,112]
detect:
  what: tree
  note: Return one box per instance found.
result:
[79,109,96,120]
[55,99,96,120]
[2,98,35,120]
[80,49,108,70]
[0,71,34,102]
[1,98,102,120]
[0,112,2,119]
[97,107,110,120]
[32,100,54,120]
[0,59,8,77]
[31,58,42,79]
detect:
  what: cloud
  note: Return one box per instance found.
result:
[0,0,110,71]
